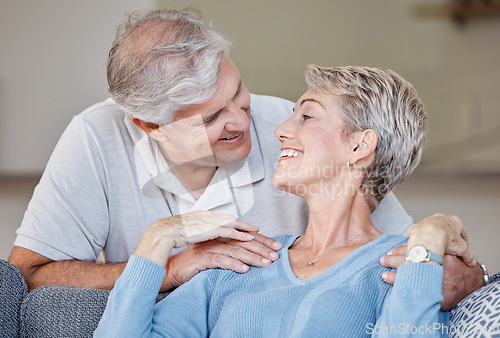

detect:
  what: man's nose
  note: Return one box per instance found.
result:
[224,102,250,131]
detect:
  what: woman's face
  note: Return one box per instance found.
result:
[273,90,353,197]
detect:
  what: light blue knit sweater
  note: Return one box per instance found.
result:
[94,234,449,337]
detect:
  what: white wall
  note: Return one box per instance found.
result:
[161,0,500,174]
[0,0,155,174]
[2,0,499,174]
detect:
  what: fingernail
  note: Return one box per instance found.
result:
[471,258,477,266]
[387,250,393,256]
[270,252,279,260]
[246,234,254,240]
[379,256,385,265]
[382,271,388,281]
[241,265,249,272]
[262,258,271,265]
[273,241,282,249]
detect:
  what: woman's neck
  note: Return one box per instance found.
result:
[294,176,380,256]
[288,187,381,281]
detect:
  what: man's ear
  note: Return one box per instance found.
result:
[350,129,378,167]
[130,116,169,143]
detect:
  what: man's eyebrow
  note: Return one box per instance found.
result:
[204,80,243,123]
[233,80,242,100]
[203,110,221,124]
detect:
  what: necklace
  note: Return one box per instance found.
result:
[298,228,371,266]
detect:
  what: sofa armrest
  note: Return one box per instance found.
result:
[20,285,171,337]
[0,259,28,338]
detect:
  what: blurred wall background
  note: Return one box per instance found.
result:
[1,0,499,272]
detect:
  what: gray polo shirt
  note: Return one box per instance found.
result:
[14,95,413,263]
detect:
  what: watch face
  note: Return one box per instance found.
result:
[408,245,428,263]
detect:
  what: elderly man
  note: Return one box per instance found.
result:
[9,9,485,307]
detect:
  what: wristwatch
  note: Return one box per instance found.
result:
[405,245,443,265]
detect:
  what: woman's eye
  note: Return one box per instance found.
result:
[300,114,311,122]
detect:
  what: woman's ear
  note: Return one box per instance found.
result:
[350,129,378,167]
[131,116,169,143]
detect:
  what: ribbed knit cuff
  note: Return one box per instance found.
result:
[122,255,166,292]
[395,263,443,291]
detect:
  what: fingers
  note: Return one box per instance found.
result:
[211,227,256,243]
[220,234,281,263]
[386,244,407,256]
[192,238,281,274]
[247,232,283,251]
[381,271,396,285]
[446,238,476,266]
[380,251,406,270]
[202,251,252,274]
[178,212,260,246]
[231,218,261,233]
[379,244,407,285]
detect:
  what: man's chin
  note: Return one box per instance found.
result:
[215,151,249,166]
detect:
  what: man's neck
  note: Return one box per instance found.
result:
[168,162,217,201]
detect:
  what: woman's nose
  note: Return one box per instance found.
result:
[275,117,294,142]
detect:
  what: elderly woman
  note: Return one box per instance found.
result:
[95,65,474,337]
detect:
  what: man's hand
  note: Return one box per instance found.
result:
[406,214,476,266]
[380,246,485,311]
[161,231,282,292]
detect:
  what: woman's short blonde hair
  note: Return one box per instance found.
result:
[305,65,427,211]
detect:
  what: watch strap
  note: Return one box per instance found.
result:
[426,250,444,265]
[405,245,444,265]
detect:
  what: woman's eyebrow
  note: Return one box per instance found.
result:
[299,98,325,109]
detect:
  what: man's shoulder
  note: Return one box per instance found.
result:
[77,98,126,125]
[66,98,134,145]
[249,94,294,141]
[250,94,294,120]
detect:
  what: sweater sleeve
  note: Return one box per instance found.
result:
[374,263,450,337]
[94,255,214,337]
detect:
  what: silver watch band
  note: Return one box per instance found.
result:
[480,263,490,286]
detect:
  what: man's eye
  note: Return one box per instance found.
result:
[204,116,216,125]
[204,112,221,125]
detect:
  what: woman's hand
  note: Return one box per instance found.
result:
[406,214,476,266]
[134,211,259,268]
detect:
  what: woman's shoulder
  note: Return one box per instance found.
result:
[378,234,407,251]
[354,234,407,282]
[272,234,298,246]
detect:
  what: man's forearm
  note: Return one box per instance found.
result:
[25,260,127,292]
[9,246,126,292]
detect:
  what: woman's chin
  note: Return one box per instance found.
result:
[272,173,300,196]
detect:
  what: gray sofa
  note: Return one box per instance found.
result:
[0,260,169,337]
[0,260,27,337]
[1,259,499,337]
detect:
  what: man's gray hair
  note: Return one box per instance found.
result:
[305,65,427,211]
[107,9,231,124]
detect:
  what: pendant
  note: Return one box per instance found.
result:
[307,261,314,266]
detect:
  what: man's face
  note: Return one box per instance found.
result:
[158,56,252,169]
